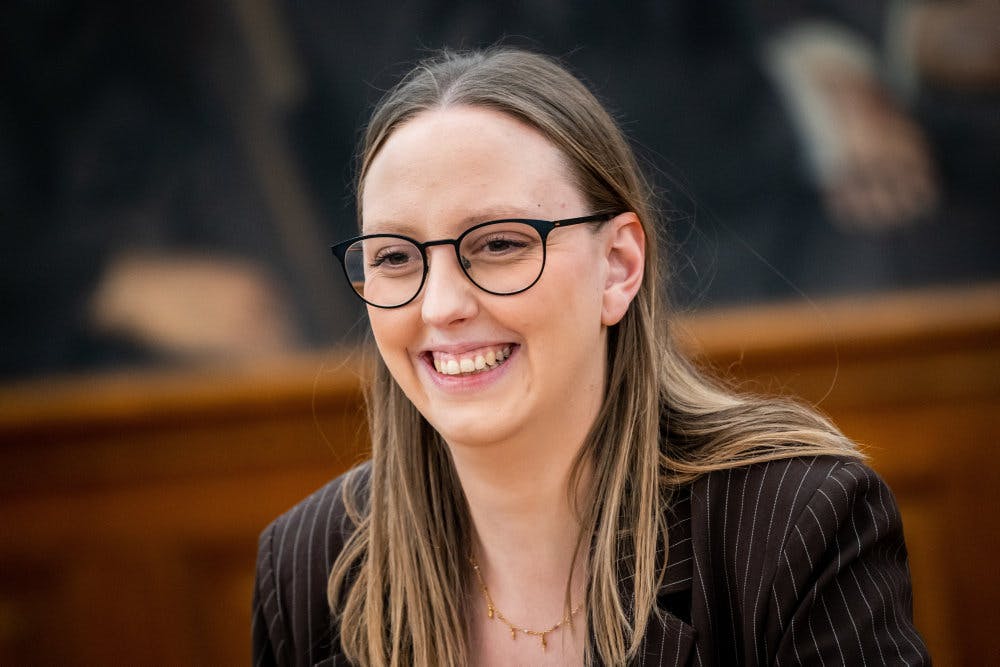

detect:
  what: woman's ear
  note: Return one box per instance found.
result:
[601,212,645,326]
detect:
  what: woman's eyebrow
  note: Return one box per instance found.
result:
[457,207,540,226]
[364,207,543,236]
[361,220,421,236]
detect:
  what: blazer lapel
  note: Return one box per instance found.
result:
[609,493,697,666]
[635,495,697,666]
[634,610,697,667]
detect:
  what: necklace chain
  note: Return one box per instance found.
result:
[469,557,583,651]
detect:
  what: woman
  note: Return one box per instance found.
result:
[253,48,928,666]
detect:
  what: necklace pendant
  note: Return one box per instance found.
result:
[510,627,517,640]
[540,633,548,651]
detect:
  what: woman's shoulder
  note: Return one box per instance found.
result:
[666,455,927,664]
[685,454,895,531]
[691,453,880,501]
[252,462,370,666]
[258,461,370,571]
[679,454,902,564]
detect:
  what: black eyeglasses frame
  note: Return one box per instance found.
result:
[330,213,615,309]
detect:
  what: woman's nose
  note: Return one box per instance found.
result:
[419,246,479,326]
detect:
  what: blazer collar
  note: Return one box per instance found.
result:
[595,490,697,666]
[660,488,694,596]
[639,489,697,665]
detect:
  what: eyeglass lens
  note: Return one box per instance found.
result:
[341,221,545,307]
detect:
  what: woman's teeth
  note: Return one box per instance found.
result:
[432,346,512,376]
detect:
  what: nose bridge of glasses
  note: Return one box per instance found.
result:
[422,238,471,271]
[417,238,481,321]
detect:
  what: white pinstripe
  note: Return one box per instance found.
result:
[750,459,792,661]
[695,474,714,630]
[724,468,747,661]
[741,460,771,610]
[821,592,844,664]
[304,481,336,661]
[844,473,898,664]
[806,583,827,667]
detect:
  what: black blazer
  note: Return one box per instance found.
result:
[253,456,929,665]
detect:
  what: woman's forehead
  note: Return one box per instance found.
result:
[364,108,568,185]
[360,107,585,235]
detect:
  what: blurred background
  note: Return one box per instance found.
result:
[2,0,998,377]
[1,0,998,664]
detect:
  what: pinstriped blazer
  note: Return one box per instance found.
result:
[253,456,929,665]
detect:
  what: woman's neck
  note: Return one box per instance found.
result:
[449,431,593,627]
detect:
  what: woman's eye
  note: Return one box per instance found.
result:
[481,235,529,254]
[485,238,520,252]
[371,248,417,268]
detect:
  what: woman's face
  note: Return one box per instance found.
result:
[361,106,620,449]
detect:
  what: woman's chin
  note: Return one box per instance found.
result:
[425,409,521,450]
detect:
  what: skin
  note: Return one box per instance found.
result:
[361,105,644,665]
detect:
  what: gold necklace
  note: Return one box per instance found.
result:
[469,557,583,651]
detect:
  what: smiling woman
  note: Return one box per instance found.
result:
[252,48,929,666]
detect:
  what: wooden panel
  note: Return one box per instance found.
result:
[0,283,996,664]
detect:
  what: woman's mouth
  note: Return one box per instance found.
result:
[428,345,514,377]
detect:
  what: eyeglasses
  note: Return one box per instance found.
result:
[330,213,613,308]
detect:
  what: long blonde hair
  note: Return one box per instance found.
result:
[328,47,858,666]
